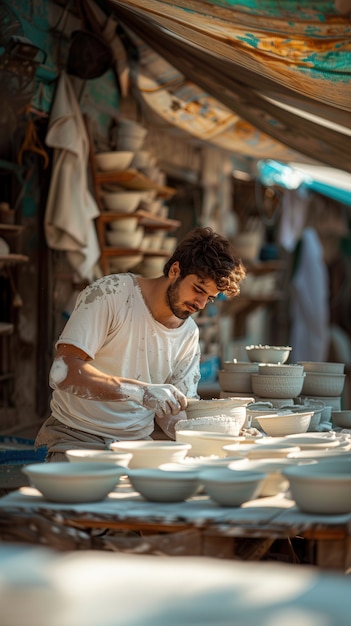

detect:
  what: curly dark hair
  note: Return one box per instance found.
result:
[163,227,246,298]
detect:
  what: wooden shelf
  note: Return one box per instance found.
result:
[0,224,25,234]
[98,210,181,231]
[0,254,29,265]
[95,169,176,199]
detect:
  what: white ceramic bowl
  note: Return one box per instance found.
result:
[110,441,191,469]
[95,151,134,171]
[332,411,351,429]
[254,411,313,437]
[175,430,245,457]
[108,216,139,232]
[246,345,292,364]
[199,467,265,507]
[218,370,253,393]
[251,373,305,399]
[297,361,345,375]
[102,190,144,213]
[228,457,306,497]
[22,462,125,503]
[257,364,304,377]
[175,415,246,436]
[283,459,351,514]
[302,372,346,397]
[65,449,132,467]
[186,398,248,422]
[109,255,143,273]
[127,467,200,502]
[106,227,144,248]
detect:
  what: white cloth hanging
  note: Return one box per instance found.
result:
[289,227,330,362]
[44,71,100,282]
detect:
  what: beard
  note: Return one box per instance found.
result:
[166,277,197,320]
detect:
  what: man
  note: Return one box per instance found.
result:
[35,227,246,461]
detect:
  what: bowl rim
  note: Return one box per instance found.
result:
[22,461,125,476]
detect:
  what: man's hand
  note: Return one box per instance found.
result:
[142,384,188,418]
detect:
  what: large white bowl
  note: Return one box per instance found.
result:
[199,467,265,507]
[95,151,134,171]
[283,459,351,514]
[302,372,346,397]
[22,462,125,503]
[251,373,305,399]
[127,467,200,502]
[254,411,313,437]
[175,415,246,436]
[185,398,248,423]
[246,345,292,364]
[102,190,145,213]
[110,441,191,469]
[332,411,351,429]
[65,449,132,467]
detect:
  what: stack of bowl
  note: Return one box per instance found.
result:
[298,361,346,411]
[251,363,305,402]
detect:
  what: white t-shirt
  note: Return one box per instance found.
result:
[50,273,201,439]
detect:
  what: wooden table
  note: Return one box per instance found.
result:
[0,480,350,571]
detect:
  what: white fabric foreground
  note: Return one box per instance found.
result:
[44,70,100,282]
[0,543,350,626]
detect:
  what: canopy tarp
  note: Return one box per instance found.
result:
[102,0,351,172]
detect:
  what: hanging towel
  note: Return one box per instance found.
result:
[44,70,100,282]
[289,227,330,362]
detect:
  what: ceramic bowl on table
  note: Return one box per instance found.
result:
[222,361,259,374]
[302,372,346,397]
[297,361,345,375]
[283,432,350,451]
[175,415,246,436]
[65,449,132,467]
[199,467,266,507]
[254,410,313,437]
[282,459,351,514]
[95,151,134,171]
[246,345,292,364]
[257,364,304,377]
[22,462,125,503]
[175,430,254,458]
[110,441,191,469]
[126,467,200,503]
[251,373,305,399]
[332,411,351,429]
[218,370,253,394]
[227,457,310,497]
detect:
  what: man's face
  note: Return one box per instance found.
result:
[166,273,219,320]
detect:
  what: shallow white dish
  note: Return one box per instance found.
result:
[283,459,351,514]
[65,449,132,467]
[246,345,292,364]
[199,467,265,507]
[110,441,191,469]
[22,462,124,503]
[127,468,200,502]
[223,441,301,460]
[255,411,312,437]
[284,433,347,450]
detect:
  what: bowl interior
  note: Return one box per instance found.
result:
[246,345,292,364]
[65,449,132,466]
